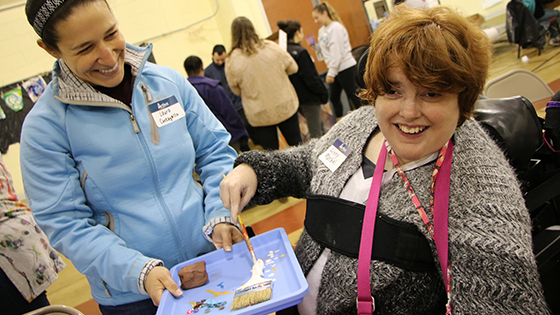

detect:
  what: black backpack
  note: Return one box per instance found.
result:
[506,0,547,57]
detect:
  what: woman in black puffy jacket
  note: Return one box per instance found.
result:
[278,19,329,138]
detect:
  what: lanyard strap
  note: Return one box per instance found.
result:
[434,141,453,315]
[357,143,387,314]
[357,140,453,315]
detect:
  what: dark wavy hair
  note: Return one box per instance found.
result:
[183,55,203,76]
[277,19,301,41]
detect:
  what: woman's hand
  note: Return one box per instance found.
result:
[220,163,258,224]
[326,75,335,84]
[145,266,182,306]
[212,223,243,252]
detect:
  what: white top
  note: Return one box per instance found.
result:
[317,21,357,78]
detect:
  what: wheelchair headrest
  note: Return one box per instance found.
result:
[357,47,370,89]
[474,95,543,172]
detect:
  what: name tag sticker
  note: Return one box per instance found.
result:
[149,96,186,128]
[319,139,352,172]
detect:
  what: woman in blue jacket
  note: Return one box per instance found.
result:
[278,19,329,139]
[21,1,243,314]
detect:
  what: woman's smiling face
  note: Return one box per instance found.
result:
[41,1,126,88]
[374,66,460,165]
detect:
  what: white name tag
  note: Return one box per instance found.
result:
[148,96,186,128]
[319,139,352,172]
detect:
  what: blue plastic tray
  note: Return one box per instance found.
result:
[156,228,309,315]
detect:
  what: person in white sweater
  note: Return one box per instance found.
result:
[312,2,361,118]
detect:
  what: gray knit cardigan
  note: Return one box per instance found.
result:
[235,106,549,314]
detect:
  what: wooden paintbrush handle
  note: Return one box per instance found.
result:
[238,214,258,263]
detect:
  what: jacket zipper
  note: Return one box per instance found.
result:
[102,279,112,297]
[130,114,140,133]
[139,83,160,145]
[133,116,186,263]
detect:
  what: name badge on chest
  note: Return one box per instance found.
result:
[148,95,186,128]
[319,139,352,172]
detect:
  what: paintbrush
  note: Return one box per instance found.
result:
[230,214,273,310]
[237,214,258,263]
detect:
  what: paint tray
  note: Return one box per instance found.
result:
[156,227,309,315]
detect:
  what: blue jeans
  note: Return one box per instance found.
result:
[538,9,560,38]
[99,298,158,315]
[0,267,50,315]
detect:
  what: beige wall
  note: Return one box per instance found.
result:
[0,0,271,86]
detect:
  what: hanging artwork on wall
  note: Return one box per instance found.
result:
[22,76,47,103]
[1,86,23,112]
[0,72,52,154]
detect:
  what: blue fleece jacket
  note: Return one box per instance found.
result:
[20,44,236,306]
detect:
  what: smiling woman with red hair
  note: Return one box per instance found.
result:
[221,5,549,314]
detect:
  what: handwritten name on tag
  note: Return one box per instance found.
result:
[148,96,186,128]
[319,139,352,172]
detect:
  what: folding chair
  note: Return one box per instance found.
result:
[484,69,554,103]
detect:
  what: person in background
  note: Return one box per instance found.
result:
[312,1,361,119]
[21,1,243,314]
[278,19,329,139]
[221,5,548,314]
[1,155,66,315]
[205,44,259,145]
[522,0,560,46]
[226,16,302,150]
[184,55,250,152]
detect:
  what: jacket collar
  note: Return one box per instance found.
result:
[51,43,151,105]
[188,75,219,87]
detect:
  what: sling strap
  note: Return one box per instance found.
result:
[305,195,436,272]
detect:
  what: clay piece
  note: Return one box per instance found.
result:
[178,260,208,290]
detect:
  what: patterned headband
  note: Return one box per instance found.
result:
[32,0,66,37]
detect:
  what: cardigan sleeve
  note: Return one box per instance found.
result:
[234,140,318,204]
[444,120,549,314]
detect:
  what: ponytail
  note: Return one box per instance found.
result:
[313,2,344,26]
[277,19,302,41]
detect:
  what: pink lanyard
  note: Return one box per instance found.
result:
[357,139,454,315]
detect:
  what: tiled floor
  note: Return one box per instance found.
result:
[44,38,560,315]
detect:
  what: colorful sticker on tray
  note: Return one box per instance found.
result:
[187,298,227,313]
